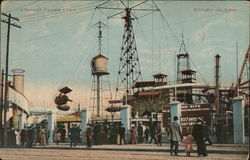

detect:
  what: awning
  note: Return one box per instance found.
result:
[8,86,29,114]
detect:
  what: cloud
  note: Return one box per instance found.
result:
[192,14,227,44]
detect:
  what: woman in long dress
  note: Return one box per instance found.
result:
[40,128,46,146]
[130,127,136,144]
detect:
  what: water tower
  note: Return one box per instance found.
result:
[90,21,110,117]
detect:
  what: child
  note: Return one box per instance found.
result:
[182,132,193,156]
[54,131,61,145]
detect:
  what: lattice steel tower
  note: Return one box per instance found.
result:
[115,8,142,101]
[177,32,191,83]
[96,1,160,103]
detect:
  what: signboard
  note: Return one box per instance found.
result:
[162,104,215,134]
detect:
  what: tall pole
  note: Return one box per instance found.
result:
[98,21,103,55]
[215,54,221,114]
[236,42,239,96]
[0,70,4,145]
[3,14,11,146]
[1,13,21,146]
[97,75,100,117]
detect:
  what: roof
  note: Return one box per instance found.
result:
[57,112,81,122]
[134,81,155,88]
[92,54,109,60]
[56,112,106,122]
[153,72,167,78]
[59,86,72,94]
[154,83,212,90]
[181,69,197,74]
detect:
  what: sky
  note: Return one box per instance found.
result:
[1,0,249,112]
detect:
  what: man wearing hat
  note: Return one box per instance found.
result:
[118,123,126,145]
[86,123,93,148]
[192,118,208,157]
[69,124,78,147]
[169,116,183,156]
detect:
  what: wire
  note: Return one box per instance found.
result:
[10,25,85,47]
[190,57,209,85]
[62,8,98,86]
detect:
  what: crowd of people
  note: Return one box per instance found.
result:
[6,125,50,148]
[83,121,165,147]
[3,117,212,157]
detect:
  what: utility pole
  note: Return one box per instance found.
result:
[0,70,4,145]
[236,42,239,96]
[1,13,21,146]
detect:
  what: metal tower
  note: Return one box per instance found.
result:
[115,8,142,102]
[177,32,191,83]
[90,21,111,117]
[96,1,160,104]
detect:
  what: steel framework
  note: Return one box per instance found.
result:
[177,33,191,83]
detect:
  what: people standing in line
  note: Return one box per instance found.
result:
[149,122,157,144]
[137,123,143,143]
[55,131,61,145]
[86,124,93,148]
[182,132,193,156]
[156,127,162,146]
[144,126,149,143]
[39,127,46,146]
[130,127,137,144]
[192,118,208,157]
[69,124,78,147]
[169,116,183,156]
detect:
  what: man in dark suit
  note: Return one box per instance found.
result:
[118,123,126,145]
[69,124,78,147]
[192,118,208,157]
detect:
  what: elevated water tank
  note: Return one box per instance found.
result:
[91,54,109,75]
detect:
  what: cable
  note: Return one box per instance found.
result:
[10,25,85,47]
[62,8,98,86]
[190,57,209,85]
